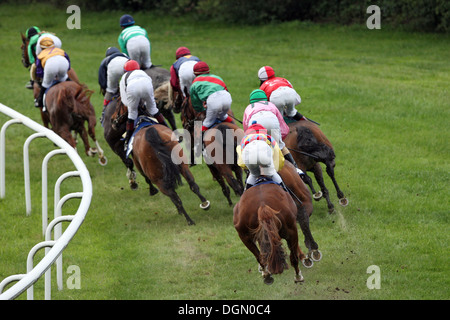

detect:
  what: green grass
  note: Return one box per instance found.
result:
[0,3,449,300]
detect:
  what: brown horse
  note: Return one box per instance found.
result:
[44,81,107,164]
[21,32,80,128]
[175,95,244,204]
[284,120,348,213]
[233,182,306,284]
[201,121,245,205]
[130,119,210,225]
[279,161,322,263]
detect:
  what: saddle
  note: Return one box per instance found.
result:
[125,115,158,158]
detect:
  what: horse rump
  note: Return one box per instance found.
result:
[144,126,182,191]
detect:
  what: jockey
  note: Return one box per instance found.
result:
[119,60,167,150]
[190,61,233,154]
[98,47,129,106]
[170,46,201,98]
[118,14,152,70]
[236,123,285,190]
[24,26,41,89]
[190,61,233,131]
[258,66,306,122]
[243,89,306,180]
[35,37,70,109]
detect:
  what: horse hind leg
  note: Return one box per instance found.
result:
[163,188,195,226]
[312,163,334,214]
[179,164,210,210]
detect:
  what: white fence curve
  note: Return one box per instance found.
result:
[0,103,92,300]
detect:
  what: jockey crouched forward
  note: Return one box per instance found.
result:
[35,37,70,109]
[236,123,286,191]
[119,60,168,151]
[244,89,307,182]
[189,61,234,155]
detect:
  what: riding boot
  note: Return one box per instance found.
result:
[244,182,254,191]
[154,111,169,127]
[25,80,34,90]
[284,152,307,182]
[36,85,47,108]
[123,119,134,152]
[292,111,305,121]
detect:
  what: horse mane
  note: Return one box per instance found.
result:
[296,126,335,162]
[252,205,288,275]
[144,126,182,190]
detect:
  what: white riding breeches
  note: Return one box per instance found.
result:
[270,86,301,117]
[178,60,197,97]
[125,77,159,121]
[204,90,232,128]
[248,110,285,149]
[126,36,152,69]
[242,140,282,185]
[42,55,69,88]
[106,56,128,94]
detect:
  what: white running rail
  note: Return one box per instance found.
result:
[0,103,92,300]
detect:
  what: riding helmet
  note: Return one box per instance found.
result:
[193,61,209,75]
[257,66,275,82]
[105,47,120,57]
[120,14,135,27]
[26,26,41,39]
[175,47,191,59]
[249,89,268,103]
[124,59,140,72]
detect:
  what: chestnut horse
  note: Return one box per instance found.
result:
[233,182,306,284]
[284,120,348,213]
[44,81,107,164]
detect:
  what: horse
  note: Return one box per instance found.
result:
[284,119,348,213]
[201,121,245,205]
[44,81,107,165]
[279,161,322,264]
[175,95,244,204]
[21,32,81,128]
[233,181,306,284]
[102,97,138,189]
[111,105,210,225]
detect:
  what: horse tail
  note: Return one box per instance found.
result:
[253,205,288,275]
[296,126,335,162]
[145,126,182,190]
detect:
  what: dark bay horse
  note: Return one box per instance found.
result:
[284,120,348,213]
[44,81,107,164]
[129,119,210,225]
[103,97,138,189]
[175,95,244,204]
[279,161,322,264]
[233,182,306,284]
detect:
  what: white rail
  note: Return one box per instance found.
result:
[0,103,92,300]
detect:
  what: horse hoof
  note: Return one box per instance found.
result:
[339,197,349,207]
[99,156,108,166]
[301,258,314,268]
[130,181,138,190]
[200,200,210,210]
[149,188,159,196]
[88,148,98,156]
[313,191,323,201]
[295,274,304,283]
[264,276,274,285]
[310,250,323,262]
